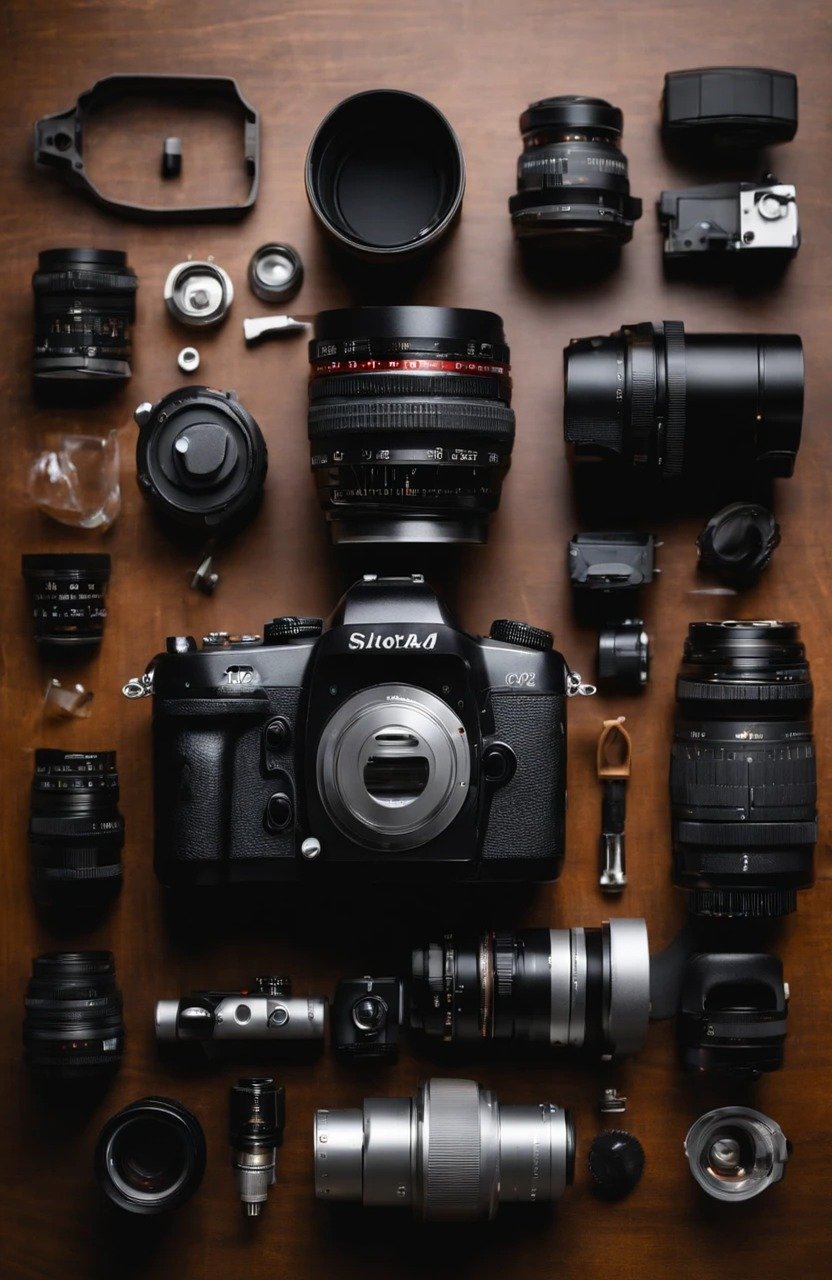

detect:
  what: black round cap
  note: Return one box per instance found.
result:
[489,619,553,650]
[520,96,623,137]
[588,1130,645,1199]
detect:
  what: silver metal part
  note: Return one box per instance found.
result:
[43,679,93,718]
[164,260,234,327]
[547,919,650,1055]
[599,1088,627,1115]
[316,684,471,851]
[685,1107,789,1202]
[301,837,322,860]
[190,554,219,594]
[600,832,627,893]
[154,994,326,1043]
[740,184,799,251]
[177,346,200,374]
[133,401,153,427]
[243,314,312,343]
[122,670,154,699]
[232,1149,276,1217]
[314,1079,573,1221]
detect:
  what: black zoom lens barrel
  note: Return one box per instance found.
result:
[29,750,124,905]
[23,951,125,1078]
[671,622,817,918]
[564,321,804,479]
[308,306,515,545]
[33,247,137,386]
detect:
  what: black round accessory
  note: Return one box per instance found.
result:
[509,96,642,245]
[588,1130,645,1199]
[489,619,553,650]
[679,952,788,1076]
[671,621,816,918]
[306,90,465,261]
[29,750,124,906]
[32,247,137,386]
[21,553,111,650]
[564,321,804,481]
[662,68,798,148]
[23,951,124,1078]
[597,621,650,690]
[697,503,781,586]
[308,306,514,544]
[95,1097,206,1215]
[135,387,268,534]
[248,243,304,303]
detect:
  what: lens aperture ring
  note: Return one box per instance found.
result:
[675,819,818,848]
[310,372,511,404]
[661,321,687,478]
[308,399,515,443]
[627,329,657,468]
[676,676,813,704]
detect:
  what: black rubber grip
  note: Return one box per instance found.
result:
[310,373,511,404]
[675,819,818,847]
[308,399,516,443]
[662,320,687,478]
[676,676,813,704]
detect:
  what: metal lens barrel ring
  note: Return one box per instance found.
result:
[33,247,137,385]
[29,749,124,905]
[23,951,124,1078]
[308,306,515,544]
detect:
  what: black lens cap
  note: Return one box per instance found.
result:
[663,68,798,147]
[697,502,781,586]
[520,95,623,138]
[248,243,304,303]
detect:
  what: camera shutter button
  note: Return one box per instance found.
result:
[489,619,553,650]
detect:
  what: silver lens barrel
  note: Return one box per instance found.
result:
[684,1107,789,1202]
[548,919,650,1055]
[316,684,471,850]
[314,1078,574,1221]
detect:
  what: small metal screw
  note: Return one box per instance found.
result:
[743,231,755,244]
[301,837,322,860]
[599,1087,627,1115]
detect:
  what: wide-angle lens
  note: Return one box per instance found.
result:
[22,951,124,1078]
[410,919,650,1057]
[509,96,642,244]
[29,750,124,905]
[308,306,515,544]
[671,621,817,918]
[95,1097,206,1214]
[21,553,111,650]
[564,321,804,479]
[314,1078,574,1220]
[33,248,137,386]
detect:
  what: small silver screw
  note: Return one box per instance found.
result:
[301,837,322,860]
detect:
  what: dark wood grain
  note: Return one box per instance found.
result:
[1,1,831,1277]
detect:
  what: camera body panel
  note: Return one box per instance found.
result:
[150,577,569,887]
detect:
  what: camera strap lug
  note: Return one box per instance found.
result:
[566,669,596,697]
[122,670,155,699]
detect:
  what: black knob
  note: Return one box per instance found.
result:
[588,1130,645,1200]
[489,619,553,650]
[263,616,324,642]
[255,976,292,996]
[264,793,294,832]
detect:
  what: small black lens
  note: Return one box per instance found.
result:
[308,306,515,544]
[95,1097,206,1214]
[135,387,268,535]
[510,96,642,245]
[23,951,124,1078]
[671,621,817,918]
[29,749,124,906]
[33,248,137,388]
[306,91,465,261]
[21,553,111,650]
[679,953,788,1075]
[564,321,804,481]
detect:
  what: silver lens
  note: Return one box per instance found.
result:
[684,1107,789,1202]
[314,1078,574,1221]
[316,684,471,850]
[548,919,650,1055]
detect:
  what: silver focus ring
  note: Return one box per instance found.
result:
[421,1079,482,1220]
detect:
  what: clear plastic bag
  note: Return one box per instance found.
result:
[29,432,120,530]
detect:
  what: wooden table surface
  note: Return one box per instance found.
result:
[1,1,831,1276]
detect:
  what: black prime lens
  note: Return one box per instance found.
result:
[95,1097,206,1215]
[33,248,137,386]
[308,306,515,544]
[564,321,804,480]
[21,553,111,650]
[306,90,465,262]
[23,951,124,1078]
[410,920,650,1057]
[509,96,642,245]
[29,750,124,906]
[671,621,817,918]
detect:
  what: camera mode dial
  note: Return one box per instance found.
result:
[263,616,324,642]
[489,619,553,651]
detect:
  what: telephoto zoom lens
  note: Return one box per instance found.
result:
[29,750,124,906]
[564,321,804,479]
[671,621,817,918]
[22,553,111,650]
[314,1078,574,1220]
[33,248,137,386]
[509,96,642,245]
[95,1097,206,1215]
[308,306,515,544]
[23,951,124,1078]
[410,919,650,1057]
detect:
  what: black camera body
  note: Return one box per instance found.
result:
[142,575,572,887]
